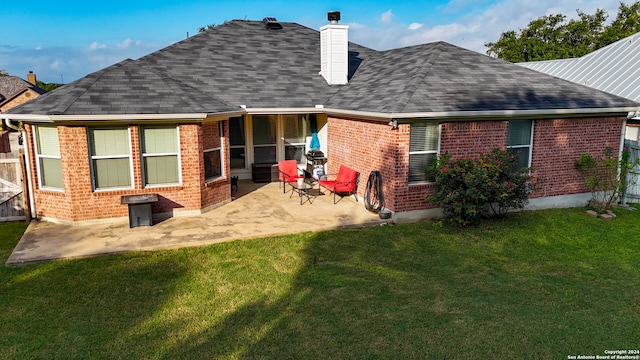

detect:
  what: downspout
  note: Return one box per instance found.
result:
[3,118,36,219]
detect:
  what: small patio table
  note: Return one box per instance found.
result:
[290,178,318,205]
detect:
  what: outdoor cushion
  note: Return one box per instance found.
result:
[319,165,360,203]
[278,160,303,193]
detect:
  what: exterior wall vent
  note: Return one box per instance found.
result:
[320,12,348,85]
[263,17,283,30]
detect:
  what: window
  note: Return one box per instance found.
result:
[88,127,132,190]
[229,117,246,169]
[141,125,180,186]
[34,125,63,190]
[252,115,277,164]
[507,120,533,172]
[409,122,440,183]
[204,122,223,181]
[283,114,310,165]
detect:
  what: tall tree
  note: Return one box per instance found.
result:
[486,2,640,62]
[598,2,640,47]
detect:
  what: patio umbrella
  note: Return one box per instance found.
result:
[309,114,321,150]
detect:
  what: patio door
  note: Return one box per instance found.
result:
[252,115,277,164]
[229,114,316,178]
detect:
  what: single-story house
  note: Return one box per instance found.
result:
[2,13,639,224]
[0,72,46,114]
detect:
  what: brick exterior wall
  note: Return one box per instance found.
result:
[327,116,625,213]
[25,121,231,223]
[0,89,41,113]
[529,117,623,198]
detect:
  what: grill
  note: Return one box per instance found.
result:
[305,150,327,178]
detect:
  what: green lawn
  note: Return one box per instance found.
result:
[1,207,639,359]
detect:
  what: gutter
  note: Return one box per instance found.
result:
[322,107,640,123]
[2,105,638,124]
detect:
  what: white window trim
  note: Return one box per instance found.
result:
[204,122,224,182]
[280,114,309,166]
[33,125,63,192]
[507,120,535,169]
[408,123,441,185]
[88,127,134,192]
[141,125,182,188]
[230,116,248,170]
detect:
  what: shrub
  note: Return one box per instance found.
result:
[575,147,635,211]
[428,149,535,226]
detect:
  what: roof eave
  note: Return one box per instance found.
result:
[323,107,640,122]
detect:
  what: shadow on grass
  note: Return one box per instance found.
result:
[2,207,639,359]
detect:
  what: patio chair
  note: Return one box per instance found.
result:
[319,165,360,204]
[278,160,304,193]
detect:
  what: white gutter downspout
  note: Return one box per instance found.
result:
[3,118,36,220]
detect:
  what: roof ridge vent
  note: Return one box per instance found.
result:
[263,17,283,30]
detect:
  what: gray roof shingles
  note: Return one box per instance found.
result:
[0,76,46,103]
[5,20,638,117]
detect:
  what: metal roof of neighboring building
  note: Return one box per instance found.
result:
[4,20,639,120]
[520,32,640,103]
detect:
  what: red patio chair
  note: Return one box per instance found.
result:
[278,160,303,193]
[319,165,360,204]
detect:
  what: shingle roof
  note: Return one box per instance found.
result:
[13,59,235,115]
[328,42,637,113]
[5,19,638,118]
[0,76,46,103]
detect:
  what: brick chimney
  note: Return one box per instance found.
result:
[320,11,348,85]
[27,71,37,85]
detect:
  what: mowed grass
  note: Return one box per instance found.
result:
[1,207,639,359]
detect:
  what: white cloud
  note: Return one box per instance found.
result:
[88,41,107,50]
[350,0,624,54]
[35,45,42,50]
[50,60,61,70]
[117,38,140,49]
[380,10,393,24]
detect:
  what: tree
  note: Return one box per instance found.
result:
[36,80,62,92]
[485,2,640,62]
[0,69,8,76]
[598,2,640,47]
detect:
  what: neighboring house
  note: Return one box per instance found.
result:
[1,72,46,152]
[2,14,638,224]
[0,72,46,114]
[519,32,640,140]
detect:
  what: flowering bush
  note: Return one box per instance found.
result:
[428,149,536,226]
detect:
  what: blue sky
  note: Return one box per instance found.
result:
[1,0,623,83]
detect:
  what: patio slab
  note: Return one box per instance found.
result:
[6,181,387,265]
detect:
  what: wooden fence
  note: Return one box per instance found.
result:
[0,152,29,222]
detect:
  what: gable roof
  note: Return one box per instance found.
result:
[0,75,46,106]
[520,32,640,103]
[3,19,638,122]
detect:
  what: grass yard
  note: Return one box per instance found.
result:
[1,207,639,359]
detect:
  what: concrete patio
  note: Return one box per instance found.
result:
[6,180,387,266]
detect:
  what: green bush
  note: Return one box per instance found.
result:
[429,149,535,226]
[575,147,635,211]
